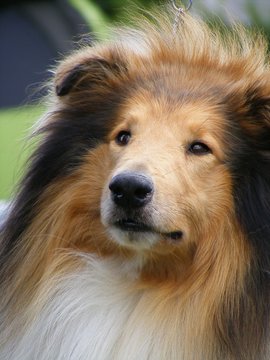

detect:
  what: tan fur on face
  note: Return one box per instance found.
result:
[102,93,233,242]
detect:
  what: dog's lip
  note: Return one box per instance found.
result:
[114,219,152,233]
[113,219,183,240]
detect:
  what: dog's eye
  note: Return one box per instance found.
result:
[115,131,131,146]
[188,141,212,155]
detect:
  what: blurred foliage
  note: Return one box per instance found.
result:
[69,0,108,38]
[0,106,43,199]
[92,0,270,42]
[92,0,157,21]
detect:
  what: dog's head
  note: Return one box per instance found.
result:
[49,25,270,263]
[2,14,270,271]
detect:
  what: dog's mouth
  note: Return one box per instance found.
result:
[114,219,183,241]
[115,219,153,233]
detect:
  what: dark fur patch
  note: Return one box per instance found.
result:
[0,87,127,262]
[219,91,270,357]
[56,64,87,96]
[56,58,127,96]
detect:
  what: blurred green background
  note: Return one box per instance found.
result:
[1,0,270,200]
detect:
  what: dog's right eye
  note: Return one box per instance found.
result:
[188,141,212,155]
[115,131,131,146]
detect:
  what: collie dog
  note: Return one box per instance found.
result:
[1,7,270,360]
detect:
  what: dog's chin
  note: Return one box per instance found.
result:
[105,219,184,251]
[107,226,160,250]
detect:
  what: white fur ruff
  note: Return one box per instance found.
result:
[1,254,205,360]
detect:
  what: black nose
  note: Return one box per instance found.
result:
[109,172,154,209]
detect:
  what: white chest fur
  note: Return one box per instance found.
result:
[2,255,208,360]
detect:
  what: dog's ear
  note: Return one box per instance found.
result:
[55,53,128,97]
[247,88,270,153]
[246,85,270,118]
[227,83,270,152]
[245,84,270,129]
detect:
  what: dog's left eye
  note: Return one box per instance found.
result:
[188,141,212,155]
[115,131,131,146]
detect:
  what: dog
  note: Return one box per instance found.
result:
[1,6,270,360]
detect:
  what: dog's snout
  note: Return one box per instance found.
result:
[109,172,154,209]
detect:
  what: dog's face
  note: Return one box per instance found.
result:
[45,42,270,263]
[100,90,232,253]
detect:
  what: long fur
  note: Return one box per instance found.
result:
[1,6,270,360]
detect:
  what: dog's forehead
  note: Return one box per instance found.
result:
[123,91,226,136]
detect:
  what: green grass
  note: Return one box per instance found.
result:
[0,106,44,199]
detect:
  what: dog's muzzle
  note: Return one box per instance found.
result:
[103,171,184,247]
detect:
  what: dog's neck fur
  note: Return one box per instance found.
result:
[0,255,229,360]
[2,221,267,360]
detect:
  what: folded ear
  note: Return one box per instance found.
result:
[227,82,270,152]
[243,85,270,151]
[246,85,270,123]
[55,51,128,97]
